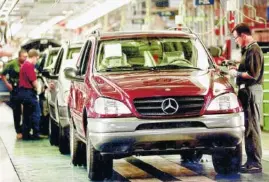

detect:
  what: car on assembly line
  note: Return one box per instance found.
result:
[64,30,245,180]
[21,38,61,52]
[42,42,83,154]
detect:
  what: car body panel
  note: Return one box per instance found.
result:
[95,70,212,98]
[46,42,83,127]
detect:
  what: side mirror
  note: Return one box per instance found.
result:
[41,69,51,78]
[64,67,84,81]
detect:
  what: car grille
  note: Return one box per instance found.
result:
[133,96,204,116]
[136,121,206,130]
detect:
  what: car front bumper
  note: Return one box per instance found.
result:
[87,112,245,155]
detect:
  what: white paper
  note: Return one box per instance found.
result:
[104,44,122,58]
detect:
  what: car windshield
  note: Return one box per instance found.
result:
[96,37,211,72]
[36,51,58,72]
[45,52,58,67]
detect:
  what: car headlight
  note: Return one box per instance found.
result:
[206,93,239,111]
[94,97,131,115]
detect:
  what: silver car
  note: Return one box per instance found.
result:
[43,42,83,154]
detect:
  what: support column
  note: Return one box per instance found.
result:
[120,6,126,31]
[103,14,108,31]
[144,0,151,30]
[219,2,224,47]
[210,4,215,46]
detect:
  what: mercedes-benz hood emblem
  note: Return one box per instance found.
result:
[161,98,179,115]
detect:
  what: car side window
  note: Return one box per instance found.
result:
[53,48,64,75]
[77,40,92,76]
[47,51,58,67]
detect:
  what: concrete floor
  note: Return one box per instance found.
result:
[1,102,269,182]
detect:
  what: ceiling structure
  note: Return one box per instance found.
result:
[0,0,106,38]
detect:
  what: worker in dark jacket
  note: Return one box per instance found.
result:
[1,49,28,139]
[19,49,41,140]
[229,23,264,173]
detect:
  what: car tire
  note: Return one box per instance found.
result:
[86,129,113,181]
[59,123,70,155]
[181,151,203,163]
[70,122,85,166]
[49,117,58,146]
[212,143,242,174]
[103,157,113,179]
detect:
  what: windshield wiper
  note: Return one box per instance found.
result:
[99,65,203,72]
[99,66,134,72]
[100,65,153,72]
[151,65,203,70]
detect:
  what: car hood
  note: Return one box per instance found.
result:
[93,70,231,100]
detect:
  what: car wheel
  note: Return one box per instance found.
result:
[103,157,113,179]
[59,123,70,155]
[49,117,58,146]
[212,143,242,174]
[70,122,85,166]
[86,129,113,180]
[181,151,203,163]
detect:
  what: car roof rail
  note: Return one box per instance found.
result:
[65,40,70,46]
[168,26,194,34]
[91,28,102,36]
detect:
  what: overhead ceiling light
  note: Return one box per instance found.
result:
[62,10,73,15]
[66,0,132,29]
[28,16,65,38]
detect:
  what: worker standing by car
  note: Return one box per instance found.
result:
[229,23,264,173]
[18,49,41,140]
[1,49,28,139]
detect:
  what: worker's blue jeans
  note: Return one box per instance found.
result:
[19,87,41,138]
[10,87,22,134]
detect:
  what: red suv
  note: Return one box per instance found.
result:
[64,30,245,180]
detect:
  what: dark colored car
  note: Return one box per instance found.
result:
[21,38,61,52]
[64,30,245,180]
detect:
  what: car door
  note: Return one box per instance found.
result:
[57,45,82,108]
[70,40,92,138]
[47,47,65,123]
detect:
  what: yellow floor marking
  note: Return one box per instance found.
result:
[114,159,162,182]
[134,156,215,182]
